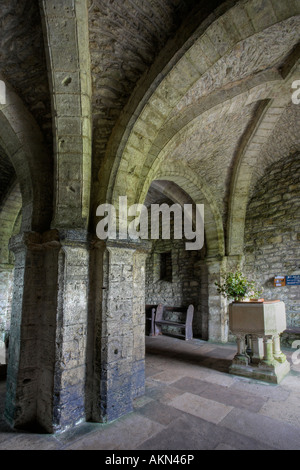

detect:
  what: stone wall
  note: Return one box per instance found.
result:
[244,152,300,329]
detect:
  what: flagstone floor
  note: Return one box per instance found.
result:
[0,335,299,450]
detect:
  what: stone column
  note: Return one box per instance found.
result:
[4,230,90,433]
[132,249,149,399]
[91,238,150,423]
[273,334,287,364]
[195,260,209,340]
[52,230,90,433]
[232,334,250,366]
[5,232,54,430]
[206,256,228,342]
[251,335,264,364]
[0,264,14,362]
[260,335,276,367]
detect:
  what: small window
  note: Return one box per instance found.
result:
[160,251,172,282]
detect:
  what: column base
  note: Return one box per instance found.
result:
[232,354,250,366]
[229,359,291,384]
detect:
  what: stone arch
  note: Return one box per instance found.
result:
[140,172,220,340]
[138,164,225,259]
[0,181,22,334]
[39,0,92,229]
[95,0,241,213]
[0,81,52,232]
[106,0,300,214]
[139,169,228,342]
[227,64,300,256]
[0,182,22,266]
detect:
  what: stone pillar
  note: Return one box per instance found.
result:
[232,334,249,366]
[258,334,287,367]
[5,232,53,430]
[261,335,275,367]
[251,335,264,364]
[52,230,90,432]
[273,334,287,364]
[4,230,90,433]
[206,256,228,342]
[0,264,14,362]
[0,264,14,330]
[132,249,149,399]
[90,238,150,423]
[195,260,209,341]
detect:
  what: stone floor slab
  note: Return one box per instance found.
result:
[133,395,154,409]
[259,393,300,428]
[197,370,236,387]
[169,392,233,424]
[150,369,189,384]
[230,376,291,401]
[145,364,162,378]
[145,378,185,404]
[280,372,300,392]
[136,400,183,426]
[199,382,267,413]
[220,408,300,450]
[0,433,61,450]
[137,412,274,451]
[215,443,238,450]
[172,376,212,395]
[63,414,164,450]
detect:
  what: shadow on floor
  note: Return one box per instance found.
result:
[146,336,235,374]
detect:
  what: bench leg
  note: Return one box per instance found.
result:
[154,323,162,336]
[185,326,193,341]
[149,311,155,336]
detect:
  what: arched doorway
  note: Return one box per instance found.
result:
[143,179,207,340]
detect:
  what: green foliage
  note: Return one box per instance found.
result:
[215,271,263,302]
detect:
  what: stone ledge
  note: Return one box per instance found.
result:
[229,359,291,384]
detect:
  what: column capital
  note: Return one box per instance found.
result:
[9,229,92,254]
[8,230,60,253]
[90,236,152,254]
[203,254,245,269]
[58,229,90,248]
[195,255,226,271]
[0,263,14,271]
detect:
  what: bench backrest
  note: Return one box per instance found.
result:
[185,304,194,327]
[155,304,164,322]
[155,304,194,325]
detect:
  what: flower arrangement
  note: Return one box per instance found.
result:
[215,271,263,302]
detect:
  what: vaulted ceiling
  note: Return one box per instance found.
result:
[0,0,222,211]
[88,0,218,168]
[0,0,299,249]
[0,0,52,146]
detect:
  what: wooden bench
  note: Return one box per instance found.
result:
[154,304,194,340]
